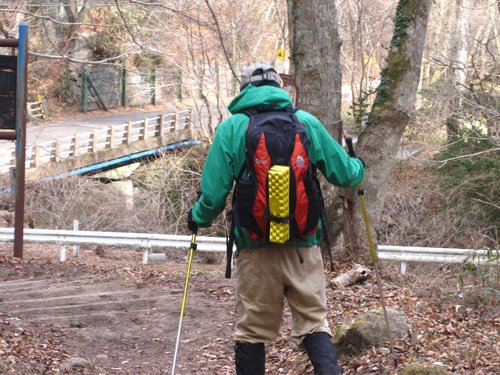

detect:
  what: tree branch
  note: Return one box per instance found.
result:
[203,0,239,83]
[472,195,500,211]
[29,51,132,65]
[113,0,145,51]
[111,0,174,58]
[436,147,500,168]
[129,0,209,26]
[0,8,129,28]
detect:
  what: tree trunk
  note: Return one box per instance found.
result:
[446,0,469,142]
[286,0,350,255]
[356,0,432,234]
[286,0,342,141]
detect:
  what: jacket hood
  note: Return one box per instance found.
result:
[227,84,293,114]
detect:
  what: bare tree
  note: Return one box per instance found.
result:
[286,0,343,140]
[356,0,433,236]
[337,0,397,130]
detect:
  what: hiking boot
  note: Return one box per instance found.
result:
[303,332,342,375]
[234,341,265,375]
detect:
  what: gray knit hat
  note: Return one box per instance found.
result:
[240,63,281,91]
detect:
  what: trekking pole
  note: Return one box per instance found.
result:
[345,137,396,365]
[171,232,197,375]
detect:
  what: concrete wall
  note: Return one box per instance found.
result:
[83,66,157,111]
[125,69,155,107]
[86,65,121,111]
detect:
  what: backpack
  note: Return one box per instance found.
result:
[225,106,332,278]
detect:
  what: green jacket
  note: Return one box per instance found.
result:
[192,84,364,249]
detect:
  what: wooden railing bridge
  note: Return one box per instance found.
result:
[0,109,193,176]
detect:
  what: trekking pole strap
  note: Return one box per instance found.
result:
[345,137,356,158]
[225,237,234,278]
[225,212,237,279]
[313,172,334,270]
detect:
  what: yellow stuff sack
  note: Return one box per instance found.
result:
[268,165,290,243]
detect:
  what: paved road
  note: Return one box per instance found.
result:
[1,103,223,151]
[1,110,171,151]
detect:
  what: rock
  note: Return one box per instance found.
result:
[399,364,451,375]
[7,317,29,329]
[61,357,94,371]
[333,308,409,354]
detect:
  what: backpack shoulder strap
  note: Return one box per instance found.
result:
[241,108,259,117]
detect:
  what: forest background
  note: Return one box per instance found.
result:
[0,1,499,374]
[1,0,497,252]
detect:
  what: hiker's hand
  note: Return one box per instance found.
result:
[187,209,198,234]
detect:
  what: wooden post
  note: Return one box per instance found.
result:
[34,144,40,167]
[109,126,115,149]
[73,134,79,156]
[159,114,164,136]
[54,139,61,162]
[173,112,178,132]
[186,109,192,129]
[127,121,133,144]
[105,126,111,148]
[141,119,148,140]
[38,95,46,119]
[92,130,97,152]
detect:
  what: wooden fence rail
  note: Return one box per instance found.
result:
[0,109,192,174]
[27,96,47,121]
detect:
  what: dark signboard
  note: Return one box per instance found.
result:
[0,55,17,130]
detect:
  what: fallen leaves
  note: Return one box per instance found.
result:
[0,244,498,374]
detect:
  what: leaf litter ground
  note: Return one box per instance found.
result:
[0,243,498,374]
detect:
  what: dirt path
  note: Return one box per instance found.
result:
[1,243,498,375]
[0,245,236,374]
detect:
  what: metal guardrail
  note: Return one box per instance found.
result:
[0,227,227,264]
[0,227,225,251]
[0,109,193,174]
[0,228,497,271]
[378,245,498,274]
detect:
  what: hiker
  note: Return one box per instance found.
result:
[187,63,364,375]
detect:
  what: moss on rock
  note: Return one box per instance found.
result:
[399,364,452,375]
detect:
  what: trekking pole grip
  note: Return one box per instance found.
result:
[345,137,356,158]
[345,137,364,197]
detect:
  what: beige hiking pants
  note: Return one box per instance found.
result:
[234,245,331,345]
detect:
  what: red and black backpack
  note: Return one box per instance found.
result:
[225,105,331,278]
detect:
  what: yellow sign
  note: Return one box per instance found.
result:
[277,48,285,61]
